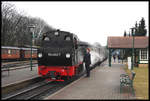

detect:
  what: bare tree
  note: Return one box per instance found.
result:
[27,17,55,46]
[2,2,24,46]
[2,2,55,47]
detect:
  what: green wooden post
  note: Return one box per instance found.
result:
[28,24,36,71]
[138,49,140,67]
[30,34,33,71]
[109,49,111,67]
[131,28,135,70]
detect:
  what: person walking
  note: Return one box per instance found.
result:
[113,54,116,63]
[83,48,91,77]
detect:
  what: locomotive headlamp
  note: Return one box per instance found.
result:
[38,53,43,58]
[54,31,59,36]
[66,53,70,58]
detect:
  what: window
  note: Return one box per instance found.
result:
[54,31,59,36]
[16,50,19,54]
[44,37,50,41]
[33,50,37,54]
[32,50,36,53]
[14,50,16,54]
[2,49,5,54]
[8,50,11,54]
[28,51,30,54]
[12,50,16,54]
[25,51,29,54]
[5,50,8,54]
[12,50,14,54]
[140,49,148,60]
[25,51,27,54]
[65,36,71,41]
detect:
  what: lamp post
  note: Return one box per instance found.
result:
[28,24,36,71]
[130,27,135,70]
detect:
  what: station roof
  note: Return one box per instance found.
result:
[107,36,149,49]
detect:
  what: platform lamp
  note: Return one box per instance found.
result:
[130,27,135,70]
[28,24,36,71]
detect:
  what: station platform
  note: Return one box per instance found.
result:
[45,61,136,99]
[1,64,39,87]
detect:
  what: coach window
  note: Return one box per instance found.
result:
[11,50,14,54]
[25,51,27,54]
[16,50,18,54]
[34,50,37,54]
[5,50,7,54]
[8,50,11,54]
[26,51,28,54]
[44,37,50,41]
[65,36,71,41]
[14,50,16,54]
[2,50,4,54]
[26,51,30,54]
[28,51,30,54]
[13,50,15,54]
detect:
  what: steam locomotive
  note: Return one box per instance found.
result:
[37,30,87,81]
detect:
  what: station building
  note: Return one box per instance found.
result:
[107,36,149,67]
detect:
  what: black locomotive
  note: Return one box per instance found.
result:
[37,30,87,81]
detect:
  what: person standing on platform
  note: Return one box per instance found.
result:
[83,48,91,77]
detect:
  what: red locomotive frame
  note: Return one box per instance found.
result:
[38,62,83,81]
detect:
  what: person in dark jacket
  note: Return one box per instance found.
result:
[83,48,91,77]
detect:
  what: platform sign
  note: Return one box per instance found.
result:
[128,57,131,70]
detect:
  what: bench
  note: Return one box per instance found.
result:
[120,71,136,95]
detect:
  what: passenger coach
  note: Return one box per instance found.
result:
[1,46,37,61]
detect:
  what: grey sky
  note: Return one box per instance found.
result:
[7,1,149,46]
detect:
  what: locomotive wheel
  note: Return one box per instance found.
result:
[62,76,73,82]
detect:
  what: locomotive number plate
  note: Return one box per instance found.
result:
[48,53,61,56]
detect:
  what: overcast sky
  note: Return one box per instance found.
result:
[6,1,149,46]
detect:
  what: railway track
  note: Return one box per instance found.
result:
[1,64,38,72]
[2,70,86,100]
[2,60,37,66]
[1,61,37,72]
[2,76,82,100]
[2,60,37,65]
[2,80,55,100]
